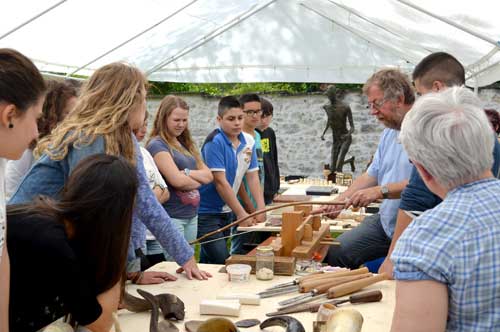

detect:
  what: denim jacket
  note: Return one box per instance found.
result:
[9,135,193,266]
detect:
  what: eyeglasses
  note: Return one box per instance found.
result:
[243,109,262,116]
[366,99,387,111]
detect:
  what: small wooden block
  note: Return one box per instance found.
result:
[294,205,312,216]
[292,224,331,259]
[225,255,296,276]
[303,224,313,241]
[282,211,305,256]
[312,215,321,231]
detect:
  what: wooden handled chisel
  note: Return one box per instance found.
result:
[266,290,382,316]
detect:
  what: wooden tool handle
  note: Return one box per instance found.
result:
[327,273,388,298]
[349,290,383,304]
[296,271,329,283]
[300,273,372,293]
[298,267,369,285]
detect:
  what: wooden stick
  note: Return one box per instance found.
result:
[190,201,345,245]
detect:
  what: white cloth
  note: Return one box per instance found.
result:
[140,146,167,190]
[0,158,6,263]
[140,146,167,241]
[5,149,34,201]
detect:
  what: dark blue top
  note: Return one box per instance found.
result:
[146,137,199,219]
[400,135,500,212]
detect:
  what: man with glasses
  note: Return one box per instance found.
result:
[321,69,414,269]
[230,93,267,255]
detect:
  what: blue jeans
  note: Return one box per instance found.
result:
[230,228,271,255]
[161,216,198,261]
[324,214,391,269]
[197,212,233,264]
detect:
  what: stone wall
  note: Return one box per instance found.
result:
[146,88,500,178]
[146,91,383,178]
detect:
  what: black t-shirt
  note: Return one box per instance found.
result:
[257,127,280,200]
[8,212,102,332]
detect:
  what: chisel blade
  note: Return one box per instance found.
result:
[257,285,299,298]
[278,293,327,310]
[278,291,316,306]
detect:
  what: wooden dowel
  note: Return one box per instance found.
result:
[327,273,389,298]
[298,267,369,285]
[190,201,345,245]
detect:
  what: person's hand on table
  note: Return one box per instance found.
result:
[128,270,177,284]
[255,212,266,223]
[140,271,177,284]
[378,256,394,280]
[236,211,257,227]
[347,187,381,208]
[314,196,348,219]
[176,256,212,280]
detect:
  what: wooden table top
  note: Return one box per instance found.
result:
[117,262,395,332]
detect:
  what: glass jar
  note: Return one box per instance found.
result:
[255,246,274,280]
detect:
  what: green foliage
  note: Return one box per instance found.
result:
[148,82,362,97]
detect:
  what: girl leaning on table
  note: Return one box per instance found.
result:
[8,154,136,332]
[8,62,211,282]
[0,48,46,332]
[146,95,213,257]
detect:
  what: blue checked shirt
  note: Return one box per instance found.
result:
[391,178,500,331]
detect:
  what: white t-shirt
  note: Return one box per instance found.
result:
[140,147,167,241]
[0,158,7,263]
[5,148,34,201]
[140,146,167,190]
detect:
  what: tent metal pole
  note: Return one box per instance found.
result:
[146,0,277,77]
[0,0,67,41]
[325,0,433,53]
[397,0,500,48]
[466,59,500,80]
[68,0,199,76]
[467,47,499,72]
[301,3,419,64]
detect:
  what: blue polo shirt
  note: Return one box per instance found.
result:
[199,128,258,214]
[367,128,412,238]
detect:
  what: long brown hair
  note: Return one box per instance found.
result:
[8,154,138,293]
[148,95,202,164]
[34,62,147,163]
[30,80,78,149]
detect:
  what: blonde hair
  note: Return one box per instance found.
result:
[148,95,202,164]
[35,62,147,164]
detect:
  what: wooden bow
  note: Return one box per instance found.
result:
[190,201,345,245]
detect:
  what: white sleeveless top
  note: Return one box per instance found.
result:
[0,158,7,263]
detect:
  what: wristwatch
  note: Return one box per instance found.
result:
[184,168,191,176]
[381,185,390,199]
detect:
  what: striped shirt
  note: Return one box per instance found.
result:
[392,178,500,331]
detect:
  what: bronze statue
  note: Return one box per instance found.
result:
[321,86,355,173]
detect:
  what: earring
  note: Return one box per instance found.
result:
[8,123,13,129]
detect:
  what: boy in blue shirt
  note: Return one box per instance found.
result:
[198,96,265,264]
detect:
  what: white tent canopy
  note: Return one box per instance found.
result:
[2,0,500,86]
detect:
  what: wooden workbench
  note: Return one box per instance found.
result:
[117,262,395,332]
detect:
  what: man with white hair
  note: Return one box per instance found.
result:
[390,86,500,332]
